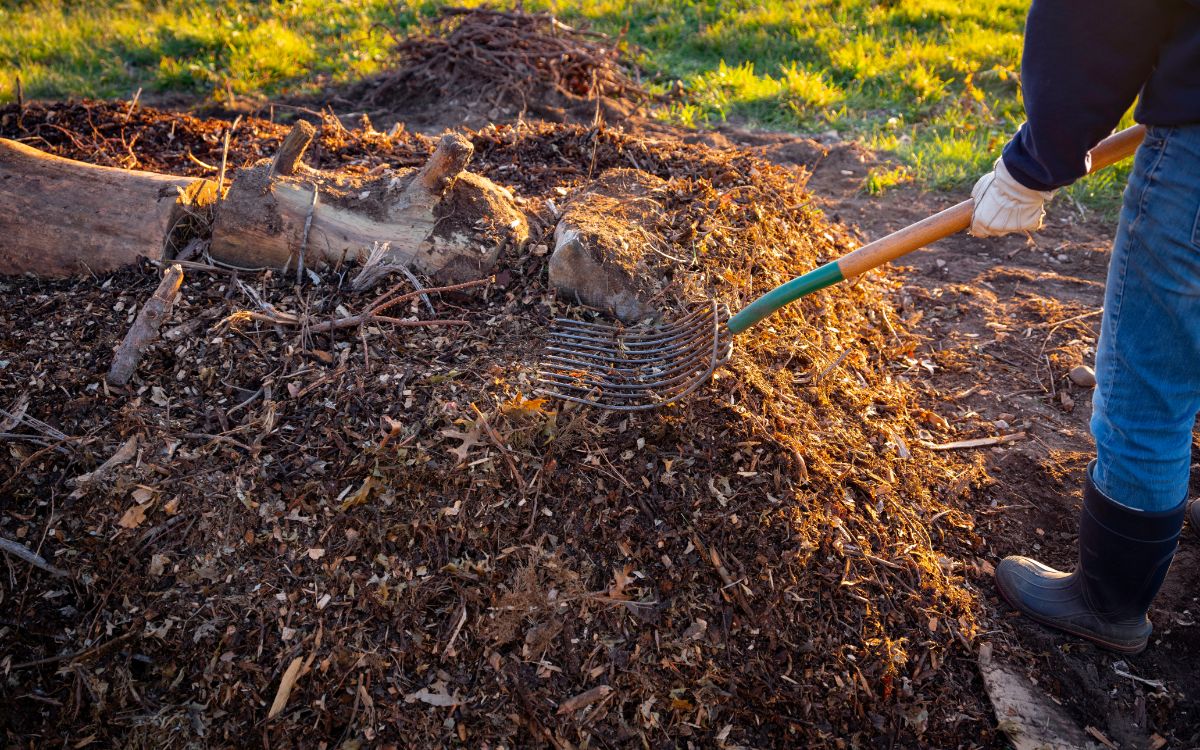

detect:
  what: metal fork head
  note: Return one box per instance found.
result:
[536,301,734,411]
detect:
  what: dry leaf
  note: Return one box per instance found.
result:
[131,486,155,504]
[70,435,138,494]
[607,564,635,600]
[268,656,305,719]
[149,554,169,576]
[404,680,462,707]
[499,395,550,417]
[441,421,483,463]
[338,477,376,511]
[307,547,325,560]
[118,502,151,529]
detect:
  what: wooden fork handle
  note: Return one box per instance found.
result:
[837,124,1146,278]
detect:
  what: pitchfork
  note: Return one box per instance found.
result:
[537,126,1144,410]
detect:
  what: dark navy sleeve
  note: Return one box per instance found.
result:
[1001,0,1175,191]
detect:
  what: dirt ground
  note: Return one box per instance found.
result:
[789,136,1200,748]
[0,84,1196,750]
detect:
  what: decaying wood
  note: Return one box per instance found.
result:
[212,127,527,284]
[978,644,1093,750]
[0,128,527,285]
[549,168,671,322]
[0,138,216,276]
[107,264,184,386]
[270,119,316,177]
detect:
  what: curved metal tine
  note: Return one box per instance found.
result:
[541,344,714,385]
[549,304,712,338]
[547,323,707,354]
[541,311,733,385]
[537,354,711,393]
[542,333,715,371]
[539,330,728,394]
[537,377,703,401]
[548,307,713,347]
[539,347,723,411]
[547,311,715,352]
[537,370,704,399]
[538,301,733,410]
[545,317,717,364]
[540,330,733,396]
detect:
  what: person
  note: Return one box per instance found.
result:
[969,0,1200,654]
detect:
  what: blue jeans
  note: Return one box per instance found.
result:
[1091,124,1200,512]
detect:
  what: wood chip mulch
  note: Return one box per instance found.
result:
[1,101,1004,748]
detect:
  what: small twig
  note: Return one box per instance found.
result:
[367,276,492,317]
[814,348,853,383]
[227,387,265,417]
[107,264,185,386]
[297,182,318,286]
[122,87,142,123]
[0,432,56,447]
[11,628,140,670]
[396,264,436,316]
[0,536,68,578]
[186,150,217,171]
[0,405,67,441]
[216,116,242,196]
[310,315,468,333]
[15,73,25,119]
[148,257,236,276]
[471,403,525,491]
[1111,661,1166,690]
[922,432,1027,451]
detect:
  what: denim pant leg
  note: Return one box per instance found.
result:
[1091,124,1200,512]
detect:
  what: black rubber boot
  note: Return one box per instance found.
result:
[1190,500,1199,538]
[994,464,1186,654]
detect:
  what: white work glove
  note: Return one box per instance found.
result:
[969,158,1055,238]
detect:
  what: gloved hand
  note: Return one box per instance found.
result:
[969,158,1055,238]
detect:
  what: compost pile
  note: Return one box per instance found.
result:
[0,101,1000,748]
[360,6,648,114]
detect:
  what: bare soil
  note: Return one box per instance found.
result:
[794,137,1200,749]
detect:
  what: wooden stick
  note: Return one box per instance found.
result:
[107,264,184,386]
[413,133,473,196]
[923,432,1026,451]
[0,536,68,578]
[271,120,316,178]
[11,628,140,670]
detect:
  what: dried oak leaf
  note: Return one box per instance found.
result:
[441,421,484,463]
[118,502,151,529]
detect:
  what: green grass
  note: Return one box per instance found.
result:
[0,0,1129,208]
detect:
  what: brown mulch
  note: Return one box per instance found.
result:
[0,101,1006,748]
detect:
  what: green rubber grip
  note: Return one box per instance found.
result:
[726,261,844,334]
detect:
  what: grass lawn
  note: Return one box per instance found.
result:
[0,0,1129,206]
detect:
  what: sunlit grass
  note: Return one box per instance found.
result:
[0,0,1129,209]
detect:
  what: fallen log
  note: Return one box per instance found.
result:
[0,124,528,284]
[208,125,528,283]
[0,138,215,276]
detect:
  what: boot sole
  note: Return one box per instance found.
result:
[995,573,1148,655]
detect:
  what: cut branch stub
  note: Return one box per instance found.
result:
[210,126,527,284]
[270,119,316,178]
[414,133,474,196]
